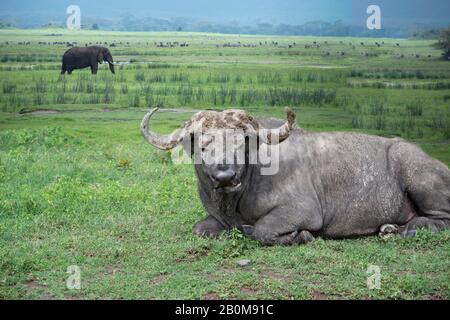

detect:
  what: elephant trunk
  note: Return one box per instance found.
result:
[107,59,115,74]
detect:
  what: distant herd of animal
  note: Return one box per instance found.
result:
[3,39,434,76]
[51,38,438,75]
[9,39,404,48]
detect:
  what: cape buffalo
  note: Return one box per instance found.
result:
[61,45,115,75]
[141,108,450,245]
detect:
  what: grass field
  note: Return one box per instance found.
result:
[0,29,449,299]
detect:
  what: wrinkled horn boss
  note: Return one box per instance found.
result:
[140,107,296,150]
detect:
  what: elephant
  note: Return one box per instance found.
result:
[61,46,115,75]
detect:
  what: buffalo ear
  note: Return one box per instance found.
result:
[190,134,199,161]
[180,134,196,159]
[191,134,204,163]
[246,134,260,164]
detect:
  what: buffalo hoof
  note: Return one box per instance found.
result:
[192,216,226,238]
[400,229,417,238]
[297,230,315,244]
[240,226,314,245]
[379,224,399,237]
[277,230,315,245]
[239,225,254,236]
[193,225,221,238]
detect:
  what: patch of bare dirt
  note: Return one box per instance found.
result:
[260,270,292,282]
[25,279,47,290]
[175,247,210,263]
[219,265,237,274]
[87,117,136,122]
[427,290,447,300]
[19,109,61,115]
[311,290,329,300]
[84,251,97,258]
[104,265,120,276]
[201,60,348,68]
[206,273,219,281]
[204,293,220,300]
[151,273,168,286]
[240,286,257,296]
[24,279,54,300]
[18,107,201,117]
[159,108,200,113]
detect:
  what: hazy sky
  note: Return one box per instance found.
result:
[1,0,449,26]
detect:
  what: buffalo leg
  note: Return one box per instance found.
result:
[391,142,450,236]
[400,216,450,237]
[403,168,450,236]
[192,215,227,238]
[402,177,450,236]
[246,207,322,246]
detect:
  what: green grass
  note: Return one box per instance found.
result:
[0,29,449,300]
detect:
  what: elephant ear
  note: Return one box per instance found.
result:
[97,51,104,63]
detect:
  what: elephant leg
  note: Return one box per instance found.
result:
[91,63,98,74]
[60,60,67,74]
[192,215,227,238]
[243,206,322,246]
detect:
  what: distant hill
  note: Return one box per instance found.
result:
[0,0,449,38]
[0,15,446,39]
